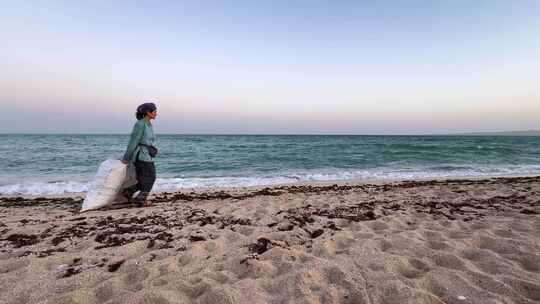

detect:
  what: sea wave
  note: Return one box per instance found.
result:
[0,181,89,196]
[1,165,540,196]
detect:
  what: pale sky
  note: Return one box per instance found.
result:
[1,1,539,134]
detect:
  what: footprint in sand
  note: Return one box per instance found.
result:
[469,221,492,230]
[388,256,431,279]
[511,253,540,273]
[430,253,467,271]
[197,286,240,304]
[508,219,531,232]
[94,284,115,303]
[446,229,469,239]
[5,293,31,304]
[203,270,232,284]
[123,267,150,291]
[462,270,523,300]
[369,221,389,233]
[353,232,375,240]
[426,240,450,251]
[378,239,393,252]
[0,258,29,274]
[421,272,493,304]
[492,228,520,239]
[174,279,212,299]
[373,279,430,304]
[422,230,444,241]
[152,277,169,287]
[111,292,172,304]
[323,265,349,285]
[333,233,356,254]
[474,259,515,275]
[460,248,497,261]
[422,222,445,231]
[475,235,520,255]
[501,277,540,302]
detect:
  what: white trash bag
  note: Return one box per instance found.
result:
[120,163,138,190]
[114,163,138,204]
[81,159,128,212]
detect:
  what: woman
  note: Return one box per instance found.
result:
[121,102,158,207]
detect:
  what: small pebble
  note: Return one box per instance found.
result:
[458,296,467,300]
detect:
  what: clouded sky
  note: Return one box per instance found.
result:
[1,1,539,134]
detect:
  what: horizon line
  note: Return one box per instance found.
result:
[1,130,539,136]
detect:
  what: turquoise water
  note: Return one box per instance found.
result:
[1,134,539,195]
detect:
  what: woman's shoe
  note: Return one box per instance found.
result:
[120,188,135,203]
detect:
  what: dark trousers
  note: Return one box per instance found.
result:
[125,161,156,203]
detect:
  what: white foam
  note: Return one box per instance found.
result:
[0,181,88,196]
[2,165,540,195]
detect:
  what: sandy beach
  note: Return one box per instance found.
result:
[1,176,539,304]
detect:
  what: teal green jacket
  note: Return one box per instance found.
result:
[122,119,156,163]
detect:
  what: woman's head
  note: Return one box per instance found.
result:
[136,102,158,120]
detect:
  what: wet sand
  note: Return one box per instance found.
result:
[0,176,539,304]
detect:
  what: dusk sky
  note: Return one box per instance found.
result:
[1,1,539,134]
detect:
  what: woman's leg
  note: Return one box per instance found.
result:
[120,183,140,202]
[133,161,156,205]
[120,165,141,202]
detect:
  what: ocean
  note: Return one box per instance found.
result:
[1,134,539,195]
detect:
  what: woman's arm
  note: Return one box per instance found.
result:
[122,122,144,162]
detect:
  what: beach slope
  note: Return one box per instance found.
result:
[1,177,539,304]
